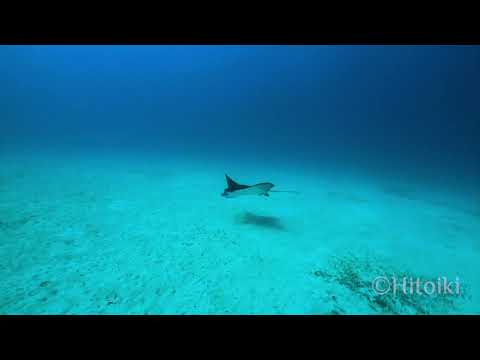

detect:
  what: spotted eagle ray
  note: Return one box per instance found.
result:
[221,174,298,198]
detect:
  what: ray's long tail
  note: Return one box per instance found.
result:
[270,190,300,194]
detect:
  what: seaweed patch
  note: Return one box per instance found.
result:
[312,253,470,314]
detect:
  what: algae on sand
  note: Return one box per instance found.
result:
[312,253,470,315]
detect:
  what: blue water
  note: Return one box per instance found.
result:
[0,45,479,314]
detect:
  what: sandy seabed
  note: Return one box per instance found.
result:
[0,149,479,314]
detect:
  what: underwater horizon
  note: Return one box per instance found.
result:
[1,45,479,314]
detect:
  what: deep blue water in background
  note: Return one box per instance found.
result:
[1,45,479,189]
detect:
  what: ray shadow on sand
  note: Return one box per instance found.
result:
[236,211,287,231]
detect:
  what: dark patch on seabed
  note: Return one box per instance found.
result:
[312,253,472,315]
[236,212,287,231]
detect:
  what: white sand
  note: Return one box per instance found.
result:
[0,149,478,314]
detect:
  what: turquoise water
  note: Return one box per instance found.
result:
[1,146,478,314]
[0,46,479,314]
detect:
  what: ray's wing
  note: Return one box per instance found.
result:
[225,174,250,191]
